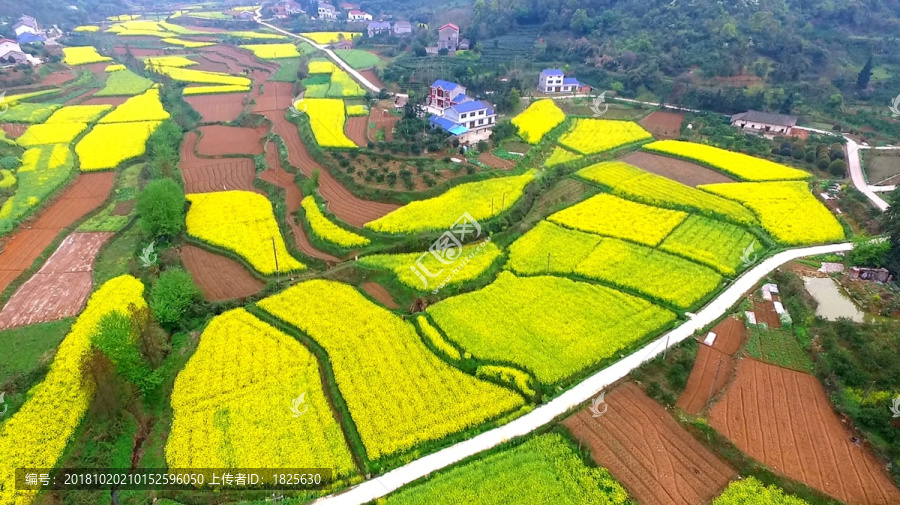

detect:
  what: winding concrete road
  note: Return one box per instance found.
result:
[254,13,381,94]
[312,242,853,504]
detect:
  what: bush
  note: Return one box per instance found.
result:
[828,159,847,177]
[136,178,185,239]
[150,268,200,329]
[94,312,158,394]
[0,155,19,170]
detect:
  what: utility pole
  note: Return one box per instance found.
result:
[706,360,724,408]
[662,333,671,359]
[272,237,280,281]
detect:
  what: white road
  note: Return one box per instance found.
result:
[312,242,853,505]
[844,136,890,211]
[253,14,382,94]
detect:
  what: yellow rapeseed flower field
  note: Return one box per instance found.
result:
[659,215,761,276]
[76,121,162,171]
[699,181,845,245]
[257,280,525,459]
[358,241,501,291]
[511,99,566,144]
[98,88,170,123]
[548,193,687,247]
[576,161,758,225]
[240,43,301,59]
[144,55,198,68]
[303,98,357,148]
[183,85,251,95]
[365,171,536,234]
[166,308,357,474]
[300,196,370,248]
[44,105,113,123]
[346,104,369,116]
[506,221,602,275]
[151,65,252,87]
[308,60,336,74]
[62,46,113,65]
[0,276,146,505]
[104,64,126,71]
[161,37,215,48]
[645,140,811,181]
[16,123,87,147]
[543,146,581,167]
[558,118,653,154]
[74,25,100,32]
[427,272,676,385]
[185,191,305,275]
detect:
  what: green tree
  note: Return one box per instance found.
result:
[94,312,157,394]
[136,178,185,239]
[850,236,890,268]
[570,9,591,34]
[150,268,201,329]
[883,188,900,276]
[857,55,873,90]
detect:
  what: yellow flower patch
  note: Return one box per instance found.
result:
[76,121,162,171]
[240,43,301,59]
[558,118,653,155]
[308,60,336,74]
[185,190,305,275]
[98,88,170,123]
[74,25,100,32]
[144,55,198,68]
[548,193,688,246]
[645,140,811,181]
[104,64,126,72]
[301,196,369,248]
[512,99,566,144]
[300,32,361,44]
[182,85,251,95]
[161,37,215,48]
[302,98,356,148]
[151,65,252,87]
[44,105,113,123]
[17,123,87,147]
[62,46,112,65]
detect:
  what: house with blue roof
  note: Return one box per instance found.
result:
[538,68,588,94]
[426,79,496,144]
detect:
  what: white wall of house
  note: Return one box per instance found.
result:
[733,120,790,134]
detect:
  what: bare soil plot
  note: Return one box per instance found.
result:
[361,282,399,309]
[252,81,294,113]
[677,317,747,414]
[710,358,900,505]
[1,123,26,138]
[181,245,264,302]
[182,158,259,193]
[185,93,245,123]
[478,152,516,169]
[359,68,384,90]
[620,151,734,186]
[261,109,399,227]
[345,116,368,147]
[0,172,114,294]
[260,142,338,262]
[564,382,736,505]
[79,95,130,107]
[196,125,266,156]
[863,150,900,186]
[369,106,399,141]
[192,56,233,74]
[640,110,685,139]
[752,300,781,328]
[0,232,113,329]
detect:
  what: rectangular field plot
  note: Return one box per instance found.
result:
[659,215,760,276]
[427,272,676,385]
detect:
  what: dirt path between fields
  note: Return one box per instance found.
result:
[676,317,746,414]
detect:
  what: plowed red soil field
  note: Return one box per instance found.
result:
[78,95,131,107]
[359,69,384,90]
[621,151,734,186]
[478,152,516,169]
[677,317,747,414]
[752,299,782,328]
[0,232,113,329]
[253,81,294,113]
[192,56,233,74]
[361,282,399,309]
[185,93,245,123]
[182,158,259,193]
[640,110,685,139]
[261,110,399,227]
[564,382,736,505]
[260,143,338,262]
[710,359,900,505]
[181,245,264,302]
[345,116,368,147]
[0,123,26,138]
[5,71,75,91]
[0,172,114,294]
[196,125,266,156]
[369,107,399,141]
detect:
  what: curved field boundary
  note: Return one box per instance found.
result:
[361,282,399,309]
[260,142,339,262]
[0,232,113,329]
[181,244,264,301]
[0,123,27,138]
[620,151,734,187]
[260,110,399,227]
[676,316,746,414]
[710,358,900,504]
[308,242,853,505]
[345,116,368,147]
[252,80,294,113]
[185,93,245,123]
[179,130,263,194]
[639,110,684,139]
[564,382,736,505]
[196,124,266,156]
[0,172,115,295]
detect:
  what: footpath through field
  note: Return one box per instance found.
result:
[311,242,853,505]
[254,13,381,94]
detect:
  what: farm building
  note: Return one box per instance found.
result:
[0,38,41,66]
[348,10,372,21]
[331,39,353,50]
[317,2,337,20]
[393,21,413,35]
[438,23,459,51]
[426,79,496,144]
[426,79,469,114]
[538,69,586,94]
[13,15,42,38]
[731,110,797,135]
[367,21,391,37]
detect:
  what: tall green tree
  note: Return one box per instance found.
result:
[136,178,185,239]
[856,55,873,90]
[883,188,900,276]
